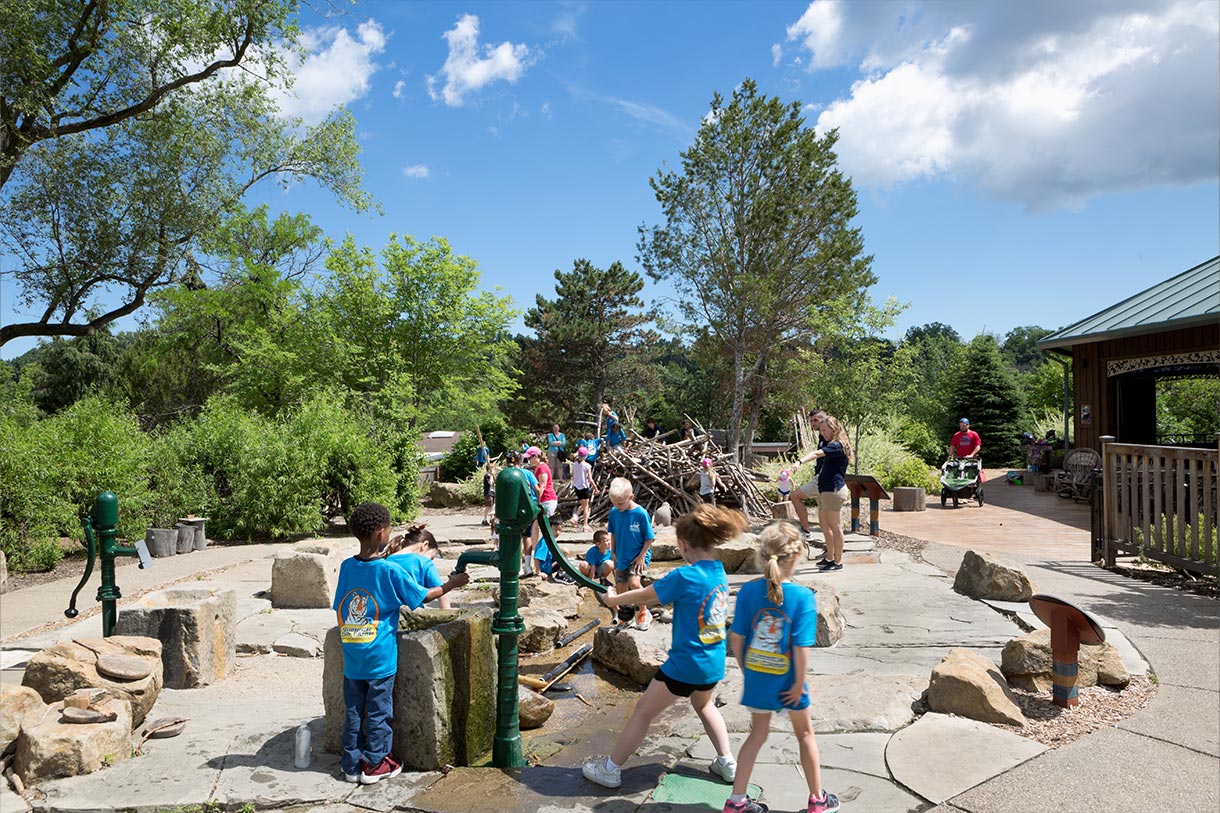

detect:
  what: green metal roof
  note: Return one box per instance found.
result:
[1038,255,1219,350]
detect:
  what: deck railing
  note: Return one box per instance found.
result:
[1100,438,1218,576]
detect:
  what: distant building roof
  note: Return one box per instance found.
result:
[420,431,462,460]
[1039,256,1219,351]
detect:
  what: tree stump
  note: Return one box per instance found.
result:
[1034,474,1054,492]
[771,501,797,520]
[892,487,927,512]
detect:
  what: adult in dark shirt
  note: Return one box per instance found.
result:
[790,408,827,536]
[644,418,665,440]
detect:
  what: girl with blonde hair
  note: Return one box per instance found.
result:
[724,522,839,813]
[584,504,745,789]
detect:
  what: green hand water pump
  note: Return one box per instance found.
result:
[64,492,152,637]
[453,467,606,769]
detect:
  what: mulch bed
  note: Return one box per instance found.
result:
[990,677,1157,748]
[1107,561,1219,600]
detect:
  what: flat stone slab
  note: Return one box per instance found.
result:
[272,632,321,658]
[236,612,297,654]
[689,731,892,780]
[885,712,1046,803]
[716,673,925,734]
[749,762,925,812]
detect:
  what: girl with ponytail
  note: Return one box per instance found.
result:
[724,522,839,813]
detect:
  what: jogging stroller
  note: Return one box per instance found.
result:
[940,458,984,507]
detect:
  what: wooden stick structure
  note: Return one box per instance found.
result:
[554,413,773,523]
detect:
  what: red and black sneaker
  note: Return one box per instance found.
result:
[359,754,402,785]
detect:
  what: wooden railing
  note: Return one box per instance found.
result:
[1101,438,1218,576]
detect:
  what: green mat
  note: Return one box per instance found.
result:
[650,772,762,808]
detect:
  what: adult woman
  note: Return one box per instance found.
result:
[795,415,852,572]
[547,423,567,481]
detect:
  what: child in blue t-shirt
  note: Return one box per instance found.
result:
[583,505,743,790]
[389,524,450,609]
[579,530,615,581]
[606,477,655,629]
[725,522,839,813]
[333,503,469,785]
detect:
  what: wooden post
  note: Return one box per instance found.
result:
[1099,435,1116,567]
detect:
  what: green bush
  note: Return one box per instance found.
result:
[875,457,941,493]
[894,419,944,465]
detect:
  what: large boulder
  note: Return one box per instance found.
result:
[271,544,342,609]
[1,685,47,754]
[1001,628,1130,691]
[323,607,496,771]
[518,686,555,730]
[15,696,132,783]
[650,527,681,562]
[804,579,845,647]
[112,586,236,689]
[22,636,162,726]
[952,550,1035,601]
[592,625,669,685]
[713,532,759,573]
[428,481,469,508]
[928,648,1025,726]
[519,607,566,653]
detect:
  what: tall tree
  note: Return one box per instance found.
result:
[0,0,369,347]
[639,78,874,458]
[520,259,655,426]
[948,335,1024,466]
[1002,325,1053,371]
[901,321,966,437]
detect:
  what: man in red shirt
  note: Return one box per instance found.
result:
[950,418,981,459]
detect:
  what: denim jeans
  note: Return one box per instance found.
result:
[341,674,396,775]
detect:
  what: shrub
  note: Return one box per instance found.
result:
[894,419,944,466]
[875,458,940,493]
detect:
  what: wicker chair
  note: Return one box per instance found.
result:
[1055,448,1102,502]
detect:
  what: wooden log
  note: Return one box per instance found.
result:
[892,487,927,512]
[771,501,797,520]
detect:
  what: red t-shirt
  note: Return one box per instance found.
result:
[952,430,981,458]
[534,462,558,502]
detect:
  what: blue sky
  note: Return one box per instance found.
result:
[3,0,1217,358]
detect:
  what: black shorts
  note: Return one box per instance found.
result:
[700,493,715,504]
[574,486,592,500]
[654,667,717,698]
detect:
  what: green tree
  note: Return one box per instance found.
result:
[0,0,369,347]
[803,297,914,471]
[901,322,965,436]
[948,335,1024,465]
[639,78,873,458]
[10,328,128,414]
[517,259,655,427]
[316,234,518,430]
[1002,325,1053,371]
[1157,377,1220,441]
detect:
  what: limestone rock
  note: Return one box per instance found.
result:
[22,637,162,726]
[953,550,1035,602]
[1001,628,1130,690]
[518,686,555,730]
[0,549,7,593]
[272,633,321,658]
[15,698,132,783]
[652,502,673,528]
[113,587,236,688]
[519,607,566,653]
[714,532,759,574]
[323,607,496,771]
[592,624,669,685]
[428,481,470,508]
[1,685,47,754]
[270,545,340,609]
[805,579,845,647]
[650,527,681,561]
[928,648,1025,726]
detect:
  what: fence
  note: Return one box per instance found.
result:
[1100,437,1219,576]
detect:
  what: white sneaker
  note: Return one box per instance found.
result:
[342,771,360,783]
[582,758,622,788]
[634,607,652,631]
[710,755,737,783]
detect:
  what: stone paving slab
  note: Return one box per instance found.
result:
[749,762,926,813]
[688,732,893,780]
[885,713,1046,804]
[1116,684,1220,757]
[810,645,1005,677]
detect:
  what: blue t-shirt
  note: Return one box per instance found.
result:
[730,578,817,711]
[607,504,653,568]
[388,552,443,591]
[606,424,625,448]
[585,545,614,569]
[817,441,849,493]
[533,536,553,573]
[579,437,602,463]
[475,445,489,465]
[333,557,428,680]
[547,432,566,454]
[652,559,730,684]
[521,468,540,506]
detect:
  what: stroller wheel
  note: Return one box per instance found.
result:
[953,495,959,508]
[976,490,984,506]
[941,492,948,507]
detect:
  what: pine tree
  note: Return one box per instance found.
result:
[949,336,1025,466]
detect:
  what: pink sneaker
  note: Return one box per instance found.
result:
[722,798,768,813]
[807,790,840,813]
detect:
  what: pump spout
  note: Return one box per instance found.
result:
[454,549,500,573]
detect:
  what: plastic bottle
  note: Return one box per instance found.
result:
[294,722,312,768]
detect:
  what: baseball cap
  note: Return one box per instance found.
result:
[524,446,542,458]
[701,457,712,466]
[576,447,588,457]
[959,418,970,425]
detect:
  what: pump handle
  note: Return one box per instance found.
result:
[64,517,99,619]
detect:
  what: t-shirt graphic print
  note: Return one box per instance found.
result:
[338,589,380,644]
[698,584,730,644]
[744,609,792,675]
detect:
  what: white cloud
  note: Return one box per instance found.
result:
[392,80,406,99]
[426,14,531,107]
[788,0,1220,208]
[402,164,430,179]
[771,43,783,66]
[540,100,553,119]
[273,20,388,123]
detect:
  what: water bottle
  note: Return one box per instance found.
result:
[294,722,312,768]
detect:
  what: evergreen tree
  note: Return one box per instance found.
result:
[948,335,1024,466]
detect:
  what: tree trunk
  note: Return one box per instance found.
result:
[728,335,747,461]
[742,355,767,465]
